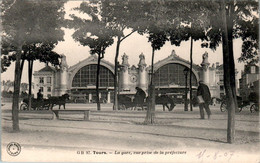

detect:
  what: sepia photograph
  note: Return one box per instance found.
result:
[1,0,259,162]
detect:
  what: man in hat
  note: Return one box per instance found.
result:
[197,80,211,119]
[37,89,43,101]
[134,87,146,110]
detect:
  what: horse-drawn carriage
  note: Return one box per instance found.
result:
[220,93,259,113]
[20,94,70,110]
[118,94,176,111]
[20,98,50,110]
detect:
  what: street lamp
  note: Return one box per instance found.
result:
[183,67,189,111]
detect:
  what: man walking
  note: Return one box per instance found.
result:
[197,81,211,119]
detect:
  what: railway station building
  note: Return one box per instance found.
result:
[33,50,234,103]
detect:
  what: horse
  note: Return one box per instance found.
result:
[48,94,70,110]
[118,94,176,111]
[133,95,175,111]
[155,95,176,111]
[118,95,136,110]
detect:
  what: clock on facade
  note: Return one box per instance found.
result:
[130,75,137,83]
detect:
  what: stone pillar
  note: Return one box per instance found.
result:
[107,91,111,103]
[200,52,210,86]
[121,53,130,91]
[59,54,69,95]
[138,53,147,91]
[53,66,60,96]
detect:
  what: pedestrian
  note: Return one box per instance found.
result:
[134,87,146,110]
[197,81,211,119]
[37,89,43,101]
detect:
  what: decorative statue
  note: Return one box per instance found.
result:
[171,49,176,56]
[122,53,129,66]
[60,54,68,69]
[138,53,146,66]
[202,51,209,64]
[138,53,147,72]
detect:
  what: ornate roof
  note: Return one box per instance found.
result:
[147,50,201,72]
[68,55,115,74]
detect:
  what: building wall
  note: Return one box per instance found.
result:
[239,64,259,101]
[32,51,237,103]
[34,72,55,98]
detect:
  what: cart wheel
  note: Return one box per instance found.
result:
[20,103,28,110]
[250,104,259,113]
[220,101,227,112]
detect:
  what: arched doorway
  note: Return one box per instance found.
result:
[71,64,114,103]
[153,63,198,104]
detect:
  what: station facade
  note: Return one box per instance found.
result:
[33,50,229,103]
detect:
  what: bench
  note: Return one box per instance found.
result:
[19,110,53,119]
[52,110,90,121]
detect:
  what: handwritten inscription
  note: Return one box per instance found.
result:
[196,149,234,162]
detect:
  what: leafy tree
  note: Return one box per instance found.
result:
[2,43,61,109]
[145,31,168,124]
[100,0,147,110]
[166,1,212,111]
[25,44,61,110]
[203,0,258,143]
[130,0,169,124]
[1,80,14,92]
[69,1,115,111]
[1,0,66,131]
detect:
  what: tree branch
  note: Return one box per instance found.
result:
[120,30,136,42]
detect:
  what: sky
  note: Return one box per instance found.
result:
[1,1,246,83]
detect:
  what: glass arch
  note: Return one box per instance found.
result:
[72,64,114,88]
[154,63,197,87]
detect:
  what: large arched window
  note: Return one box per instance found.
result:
[72,64,114,87]
[154,63,197,87]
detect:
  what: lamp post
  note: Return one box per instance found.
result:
[183,67,189,111]
[117,63,123,97]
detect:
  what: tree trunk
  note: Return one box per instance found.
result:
[189,36,193,111]
[113,37,121,110]
[12,45,23,132]
[96,54,102,111]
[28,60,33,110]
[220,0,236,144]
[145,47,155,124]
[226,1,238,112]
[20,59,25,80]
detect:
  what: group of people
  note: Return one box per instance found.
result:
[134,80,212,120]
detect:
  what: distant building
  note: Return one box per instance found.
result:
[33,50,238,103]
[214,63,239,98]
[33,65,57,98]
[239,64,259,101]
